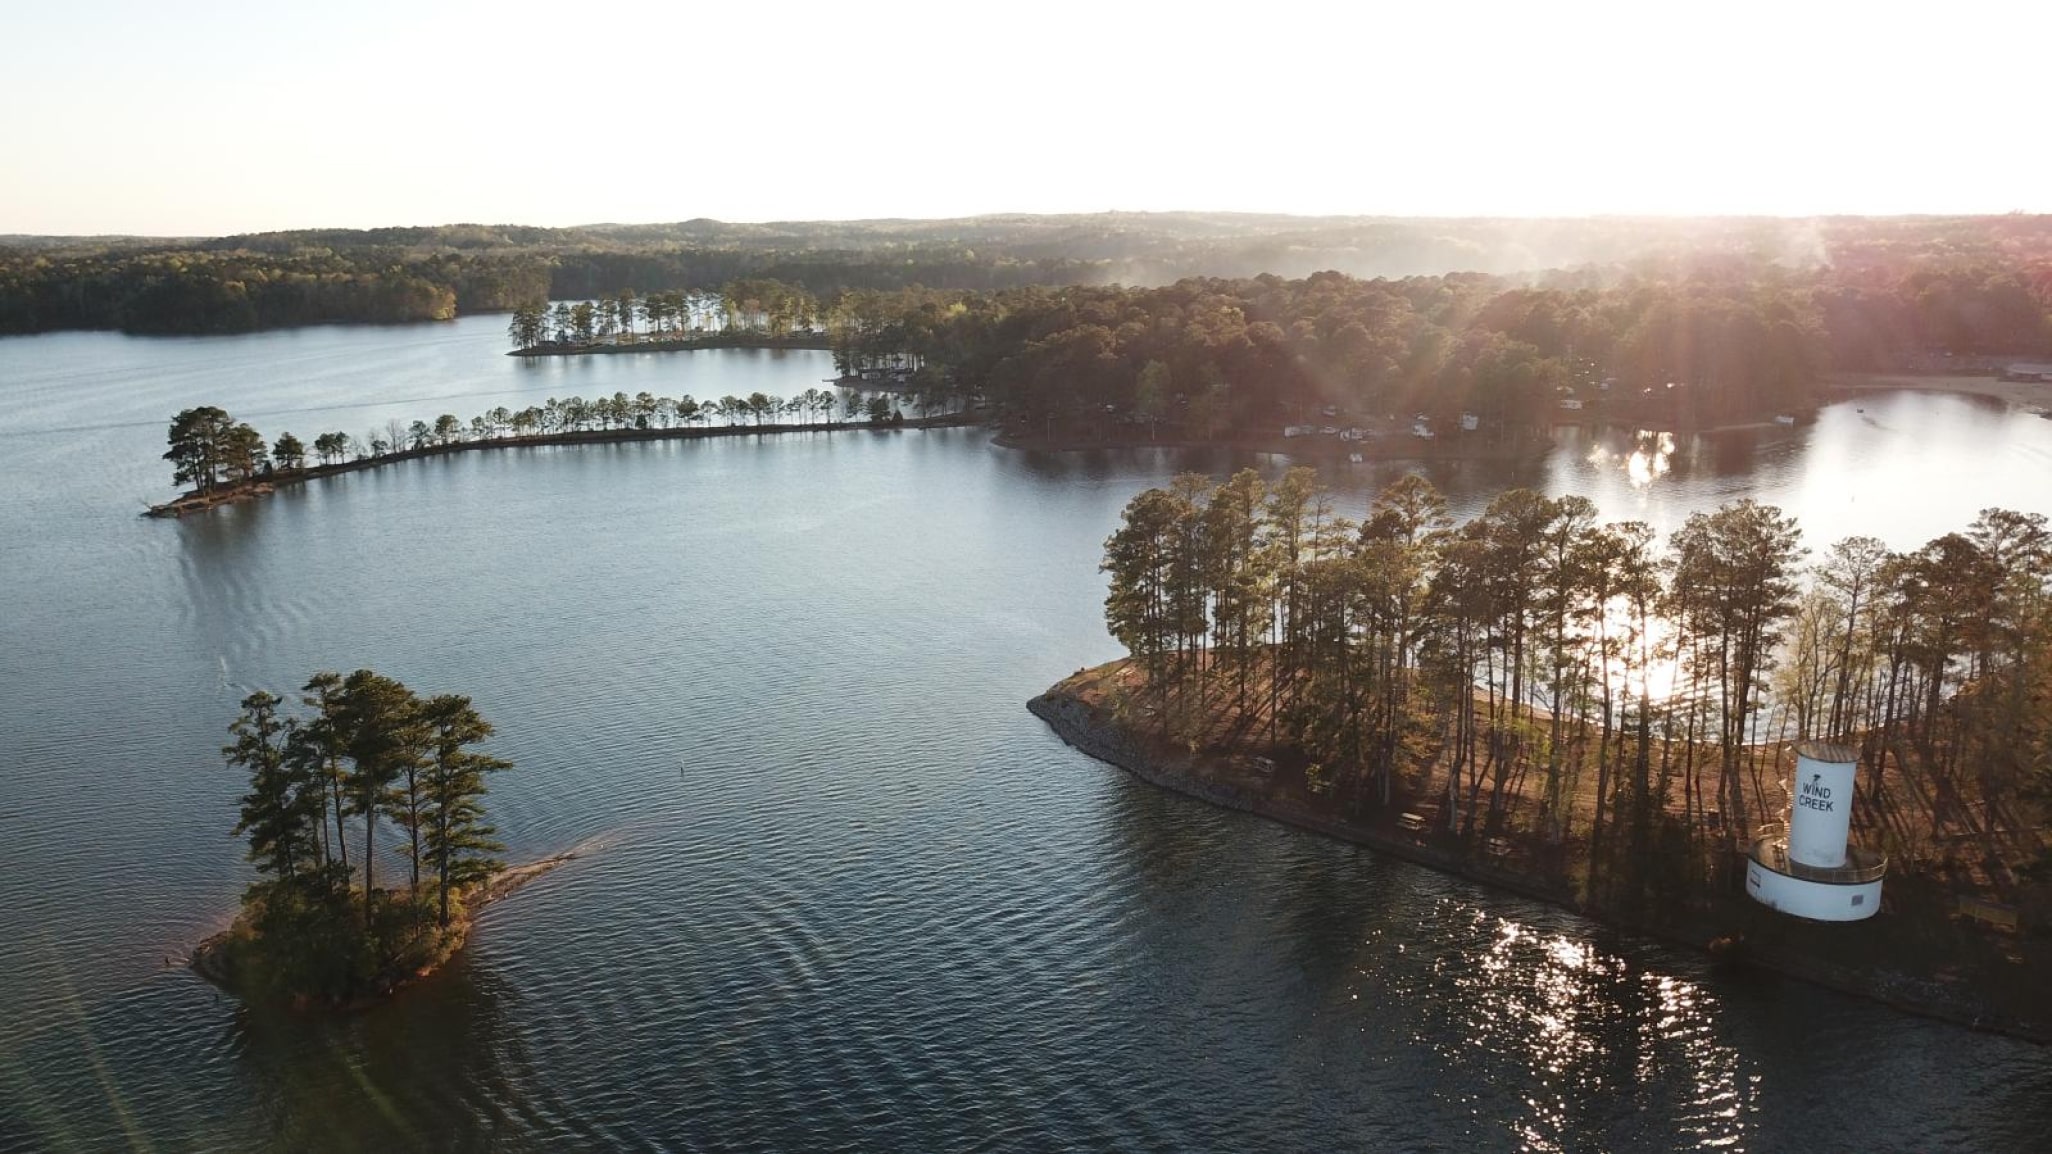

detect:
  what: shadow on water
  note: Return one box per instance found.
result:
[1096,773,1229,896]
[1704,427,1766,476]
[1992,1062,2052,1145]
[228,953,539,1153]
[1092,767,1764,1151]
[0,949,537,1154]
[172,500,280,693]
[1009,444,1282,485]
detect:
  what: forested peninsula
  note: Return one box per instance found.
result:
[147,391,961,517]
[1035,470,2052,1038]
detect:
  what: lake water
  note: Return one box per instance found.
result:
[2,317,2049,1151]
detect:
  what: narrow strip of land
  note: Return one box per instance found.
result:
[146,414,978,517]
[508,333,833,357]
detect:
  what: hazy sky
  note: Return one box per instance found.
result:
[3,0,2046,235]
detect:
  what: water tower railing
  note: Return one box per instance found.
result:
[1749,822,1888,884]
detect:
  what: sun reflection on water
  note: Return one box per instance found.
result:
[1587,429,1677,489]
[1424,905,1756,1150]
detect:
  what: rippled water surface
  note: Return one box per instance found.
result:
[2,319,2050,1151]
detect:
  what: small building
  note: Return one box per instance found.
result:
[1460,412,1480,431]
[1559,398,1584,411]
[1746,741,1886,921]
[1283,425,1314,438]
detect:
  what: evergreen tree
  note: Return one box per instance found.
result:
[226,691,321,883]
[1203,469,1270,711]
[331,670,426,923]
[1670,500,1804,834]
[508,303,546,349]
[220,421,266,485]
[293,672,351,871]
[164,406,237,493]
[271,432,307,471]
[1103,487,1186,701]
[420,694,512,927]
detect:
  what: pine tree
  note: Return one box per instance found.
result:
[331,670,426,924]
[420,694,512,927]
[164,406,237,493]
[226,691,321,883]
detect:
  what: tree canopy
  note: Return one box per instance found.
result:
[1096,472,2052,906]
[217,669,511,1001]
[10,213,2052,342]
[164,406,265,494]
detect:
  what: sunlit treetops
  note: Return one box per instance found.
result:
[1096,469,2052,900]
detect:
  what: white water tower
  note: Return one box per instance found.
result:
[1745,741,1886,921]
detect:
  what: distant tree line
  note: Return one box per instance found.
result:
[1100,470,2052,904]
[505,280,825,348]
[220,670,509,1000]
[10,213,2050,340]
[0,247,550,335]
[795,262,2052,438]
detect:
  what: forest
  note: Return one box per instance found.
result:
[505,279,824,348]
[7,213,2052,348]
[815,258,2050,436]
[1094,470,2051,914]
[210,671,509,1002]
[495,251,2052,440]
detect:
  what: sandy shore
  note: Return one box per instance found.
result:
[472,848,583,908]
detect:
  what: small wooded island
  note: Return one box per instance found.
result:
[1035,469,2052,1039]
[192,669,561,1007]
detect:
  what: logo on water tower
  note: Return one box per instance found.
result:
[1798,771,1835,812]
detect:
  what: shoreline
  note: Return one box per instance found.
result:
[145,414,981,517]
[986,403,1851,458]
[991,426,1551,462]
[509,334,833,357]
[1029,669,2050,1044]
[1824,371,2052,410]
[188,847,585,1009]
